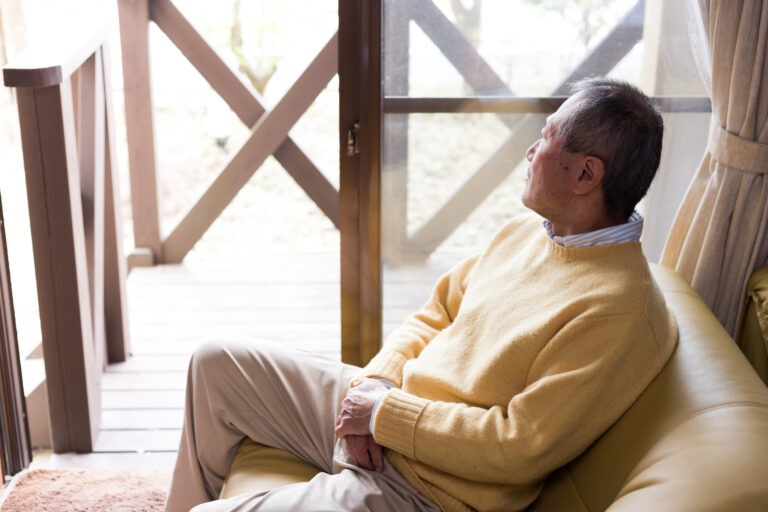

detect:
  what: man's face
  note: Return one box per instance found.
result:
[521,95,585,223]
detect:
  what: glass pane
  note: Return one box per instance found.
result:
[381,0,709,337]
[385,0,642,97]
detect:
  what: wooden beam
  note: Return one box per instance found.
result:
[407,0,646,255]
[15,82,100,453]
[1,20,108,88]
[383,95,710,114]
[149,0,340,229]
[101,41,131,363]
[117,0,163,261]
[127,248,155,272]
[162,33,338,263]
[384,96,567,113]
[77,51,106,374]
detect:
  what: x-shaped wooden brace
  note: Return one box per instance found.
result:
[150,0,339,262]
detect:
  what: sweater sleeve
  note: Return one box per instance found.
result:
[354,254,480,387]
[371,312,671,484]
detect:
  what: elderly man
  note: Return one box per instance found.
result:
[165,78,677,512]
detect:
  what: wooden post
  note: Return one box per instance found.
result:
[14,82,100,452]
[77,51,107,372]
[117,0,162,263]
[101,41,131,363]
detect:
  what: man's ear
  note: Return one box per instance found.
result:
[573,156,605,195]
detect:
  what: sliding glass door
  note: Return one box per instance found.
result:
[340,0,709,364]
[379,0,710,344]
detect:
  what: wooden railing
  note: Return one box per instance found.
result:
[118,0,339,265]
[2,20,129,453]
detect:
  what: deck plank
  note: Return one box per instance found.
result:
[103,390,185,410]
[102,372,187,390]
[94,429,181,452]
[101,410,184,430]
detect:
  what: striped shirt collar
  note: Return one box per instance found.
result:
[543,210,643,248]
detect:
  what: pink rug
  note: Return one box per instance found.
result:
[0,469,171,512]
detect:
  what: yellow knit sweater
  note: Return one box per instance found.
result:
[360,214,678,512]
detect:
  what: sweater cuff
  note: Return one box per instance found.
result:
[371,389,429,459]
[352,350,408,387]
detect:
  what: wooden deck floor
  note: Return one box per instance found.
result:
[33,252,459,470]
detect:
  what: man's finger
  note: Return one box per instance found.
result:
[346,436,373,470]
[368,437,384,472]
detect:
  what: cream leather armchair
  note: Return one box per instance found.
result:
[220,265,768,511]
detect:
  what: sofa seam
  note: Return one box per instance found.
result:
[564,465,591,512]
[672,401,768,428]
[608,401,768,504]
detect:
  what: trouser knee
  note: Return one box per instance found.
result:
[188,339,277,389]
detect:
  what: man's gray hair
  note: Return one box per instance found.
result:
[558,78,664,221]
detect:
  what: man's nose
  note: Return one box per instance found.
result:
[526,139,540,161]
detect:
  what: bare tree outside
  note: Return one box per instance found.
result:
[450,0,482,45]
[229,0,278,95]
[524,0,616,47]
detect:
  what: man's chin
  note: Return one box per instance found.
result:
[520,196,543,218]
[521,193,532,211]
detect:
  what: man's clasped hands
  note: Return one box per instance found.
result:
[334,377,391,472]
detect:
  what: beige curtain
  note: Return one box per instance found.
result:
[661,0,768,338]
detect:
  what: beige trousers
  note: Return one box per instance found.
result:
[165,340,441,512]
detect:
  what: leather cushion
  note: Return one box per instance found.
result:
[740,265,768,384]
[219,438,321,499]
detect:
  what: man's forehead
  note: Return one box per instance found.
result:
[548,94,585,129]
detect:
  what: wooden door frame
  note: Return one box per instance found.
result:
[339,0,383,367]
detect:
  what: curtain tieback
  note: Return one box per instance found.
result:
[709,122,768,174]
